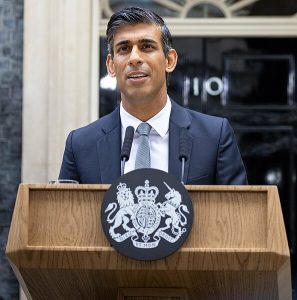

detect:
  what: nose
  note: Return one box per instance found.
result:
[128,46,143,66]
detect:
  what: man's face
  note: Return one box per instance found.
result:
[106,23,177,106]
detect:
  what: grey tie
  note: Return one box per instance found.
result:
[135,122,152,169]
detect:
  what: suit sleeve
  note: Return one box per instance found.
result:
[59,131,80,182]
[216,118,248,185]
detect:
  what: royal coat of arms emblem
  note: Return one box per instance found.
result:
[101,169,193,260]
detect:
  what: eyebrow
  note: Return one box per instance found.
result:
[139,39,158,45]
[114,40,130,48]
[114,38,158,48]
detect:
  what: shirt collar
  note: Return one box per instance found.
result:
[120,96,171,138]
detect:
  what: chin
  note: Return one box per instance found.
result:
[126,90,151,101]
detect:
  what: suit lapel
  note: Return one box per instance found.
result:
[97,107,121,183]
[97,101,193,184]
[169,101,193,183]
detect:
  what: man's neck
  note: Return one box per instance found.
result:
[121,94,168,121]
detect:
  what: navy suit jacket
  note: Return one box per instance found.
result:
[59,100,247,185]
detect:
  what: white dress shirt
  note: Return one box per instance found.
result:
[120,97,171,174]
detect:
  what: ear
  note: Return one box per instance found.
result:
[165,48,178,73]
[106,54,116,77]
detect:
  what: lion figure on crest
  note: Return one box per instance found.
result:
[105,183,135,238]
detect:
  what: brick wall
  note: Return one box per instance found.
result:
[0,0,23,299]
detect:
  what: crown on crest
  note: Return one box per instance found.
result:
[135,180,159,203]
[116,182,131,197]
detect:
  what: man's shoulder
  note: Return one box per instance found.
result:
[187,107,223,123]
[171,99,224,129]
[71,107,120,141]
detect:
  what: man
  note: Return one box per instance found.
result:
[59,6,247,185]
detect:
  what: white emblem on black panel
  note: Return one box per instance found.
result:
[105,180,189,248]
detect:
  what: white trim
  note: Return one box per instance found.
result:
[180,0,232,18]
[228,0,260,14]
[153,0,183,13]
[101,0,267,18]
[99,17,297,37]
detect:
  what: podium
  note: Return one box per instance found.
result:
[6,184,292,299]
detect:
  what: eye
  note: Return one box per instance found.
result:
[142,43,155,51]
[117,45,130,53]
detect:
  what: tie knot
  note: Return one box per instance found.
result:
[137,122,151,136]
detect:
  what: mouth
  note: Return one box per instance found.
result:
[127,72,149,82]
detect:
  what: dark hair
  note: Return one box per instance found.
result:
[106,7,173,58]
